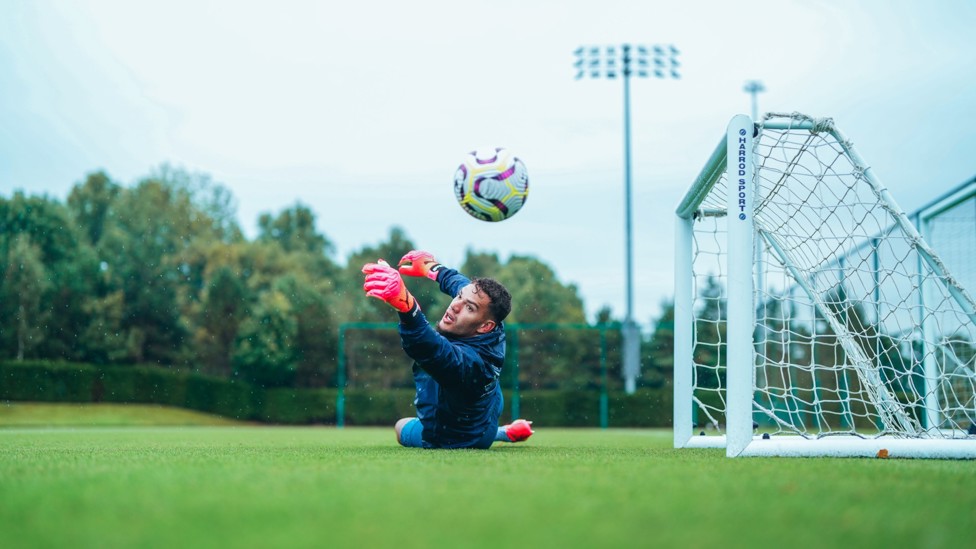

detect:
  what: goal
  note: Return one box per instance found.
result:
[674,112,976,458]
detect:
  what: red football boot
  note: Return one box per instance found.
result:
[504,419,534,442]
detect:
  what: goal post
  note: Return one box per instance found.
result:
[674,112,976,458]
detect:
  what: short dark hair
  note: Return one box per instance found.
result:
[471,277,511,324]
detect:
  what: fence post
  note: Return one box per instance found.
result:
[337,324,346,428]
[509,327,520,420]
[600,324,608,429]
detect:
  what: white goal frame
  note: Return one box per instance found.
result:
[674,113,976,458]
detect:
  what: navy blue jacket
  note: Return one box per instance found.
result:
[397,268,505,448]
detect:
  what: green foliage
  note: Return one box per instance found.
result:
[233,287,298,387]
[258,202,333,256]
[0,168,678,395]
[184,374,258,420]
[647,300,675,371]
[693,275,728,390]
[610,386,674,426]
[67,171,120,246]
[256,387,675,427]
[512,388,672,426]
[0,191,100,362]
[260,388,338,423]
[459,249,503,278]
[0,361,674,427]
[96,365,187,405]
[0,361,97,402]
[194,265,248,376]
[343,388,417,425]
[493,254,586,324]
[1,235,51,360]
[96,173,220,364]
[0,361,259,419]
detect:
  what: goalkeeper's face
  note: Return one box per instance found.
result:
[437,283,497,337]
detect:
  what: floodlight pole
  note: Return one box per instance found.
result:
[574,43,681,394]
[743,80,766,121]
[622,48,634,331]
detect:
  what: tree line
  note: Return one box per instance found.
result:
[1,167,676,390]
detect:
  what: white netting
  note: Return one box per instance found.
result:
[689,112,976,440]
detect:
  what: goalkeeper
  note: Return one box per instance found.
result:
[362,250,534,449]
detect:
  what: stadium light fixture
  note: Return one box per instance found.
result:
[574,43,681,394]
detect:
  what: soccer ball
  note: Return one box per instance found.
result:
[453,147,529,222]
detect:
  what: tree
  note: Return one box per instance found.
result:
[258,203,333,256]
[95,169,242,364]
[493,254,586,325]
[78,289,129,364]
[693,275,727,390]
[485,253,591,390]
[67,171,120,246]
[595,306,616,326]
[0,192,98,361]
[3,167,641,394]
[96,180,187,364]
[647,300,675,372]
[233,283,298,387]
[151,164,243,244]
[272,273,338,388]
[195,265,249,376]
[1,235,51,360]
[180,217,343,386]
[635,301,675,389]
[460,250,503,279]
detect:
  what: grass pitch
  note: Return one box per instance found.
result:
[1,404,974,548]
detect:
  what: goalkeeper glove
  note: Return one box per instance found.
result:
[362,260,417,313]
[398,250,444,281]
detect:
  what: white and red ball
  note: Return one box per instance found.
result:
[453,147,529,222]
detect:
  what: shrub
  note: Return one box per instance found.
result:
[0,361,676,428]
[260,388,337,424]
[0,361,96,402]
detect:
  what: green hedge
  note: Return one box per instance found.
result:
[259,387,673,427]
[96,365,187,405]
[260,388,337,424]
[344,389,417,425]
[0,361,674,427]
[184,375,259,421]
[0,360,97,403]
[0,361,258,420]
[508,388,673,427]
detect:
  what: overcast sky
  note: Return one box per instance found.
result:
[2,0,975,327]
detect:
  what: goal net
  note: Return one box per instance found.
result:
[674,112,976,458]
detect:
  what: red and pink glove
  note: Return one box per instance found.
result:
[362,260,417,313]
[398,250,443,281]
